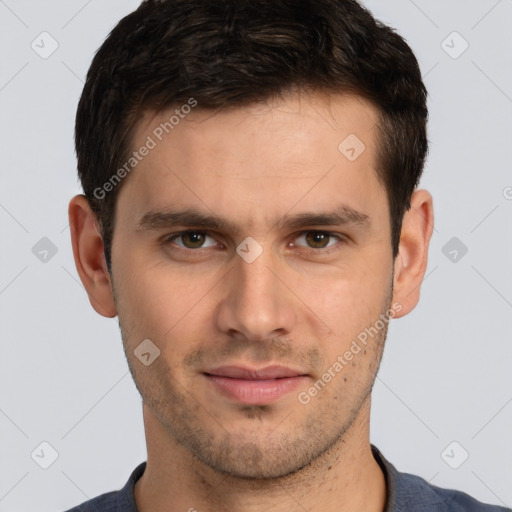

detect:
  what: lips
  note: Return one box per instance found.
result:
[204,365,306,380]
[203,365,309,404]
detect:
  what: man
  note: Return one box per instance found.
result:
[64,0,509,510]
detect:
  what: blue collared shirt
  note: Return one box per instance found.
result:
[63,445,510,511]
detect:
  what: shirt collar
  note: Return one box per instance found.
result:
[371,444,399,511]
[123,445,399,511]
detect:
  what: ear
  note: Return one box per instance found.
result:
[391,189,434,318]
[68,194,117,318]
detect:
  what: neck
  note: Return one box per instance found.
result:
[134,396,387,512]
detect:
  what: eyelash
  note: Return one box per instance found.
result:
[161,230,347,256]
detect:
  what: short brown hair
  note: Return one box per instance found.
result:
[75,0,428,272]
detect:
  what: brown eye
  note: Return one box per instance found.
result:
[304,232,331,249]
[292,230,347,256]
[182,232,205,248]
[166,231,216,249]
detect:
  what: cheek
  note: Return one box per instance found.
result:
[116,259,217,349]
[302,259,391,334]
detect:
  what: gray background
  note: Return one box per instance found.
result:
[0,1,511,510]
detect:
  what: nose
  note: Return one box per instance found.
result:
[214,245,297,343]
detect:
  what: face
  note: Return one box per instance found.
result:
[110,91,397,479]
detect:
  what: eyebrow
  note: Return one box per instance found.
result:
[136,204,370,234]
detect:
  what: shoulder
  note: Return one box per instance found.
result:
[63,490,119,512]
[371,445,510,512]
[394,469,510,511]
[62,462,147,512]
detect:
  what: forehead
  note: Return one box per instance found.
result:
[116,91,386,231]
[132,90,380,166]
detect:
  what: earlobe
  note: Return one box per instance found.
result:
[391,189,434,318]
[68,194,117,318]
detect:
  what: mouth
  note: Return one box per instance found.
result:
[202,365,310,405]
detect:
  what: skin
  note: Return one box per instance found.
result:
[68,90,434,512]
